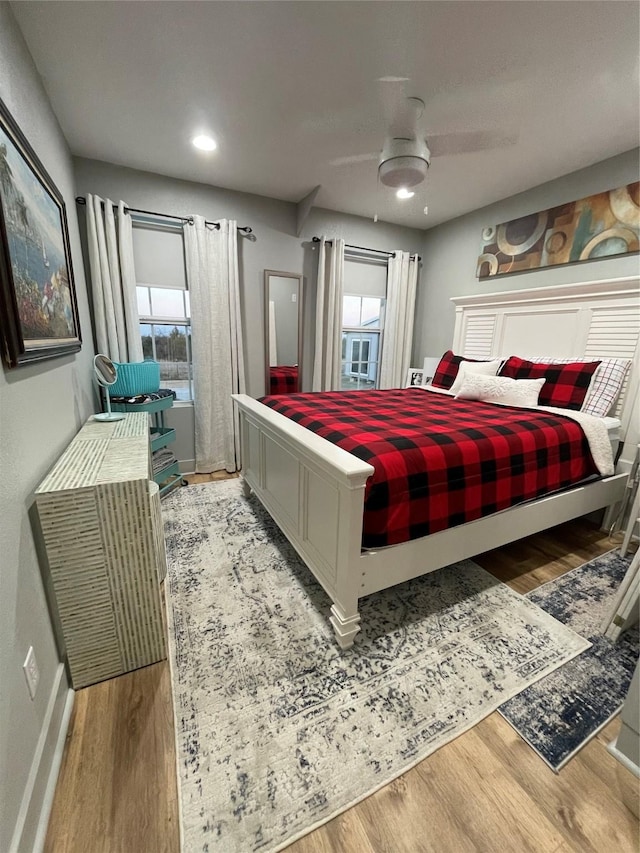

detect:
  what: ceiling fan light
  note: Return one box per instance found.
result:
[378,138,431,188]
[192,134,217,152]
[379,156,428,187]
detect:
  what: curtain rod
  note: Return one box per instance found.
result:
[75,196,252,233]
[311,235,421,262]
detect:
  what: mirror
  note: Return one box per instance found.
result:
[94,353,117,386]
[264,270,303,395]
[93,354,125,422]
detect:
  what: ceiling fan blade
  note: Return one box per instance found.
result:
[428,131,518,157]
[329,151,379,167]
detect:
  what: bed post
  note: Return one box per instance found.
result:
[329,604,361,649]
[328,475,369,649]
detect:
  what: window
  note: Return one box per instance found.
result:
[132,224,193,402]
[341,295,384,390]
[137,285,193,401]
[351,339,370,375]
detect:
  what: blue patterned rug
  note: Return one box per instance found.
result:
[163,480,591,853]
[499,548,639,771]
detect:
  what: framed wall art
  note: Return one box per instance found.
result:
[476,182,640,278]
[0,97,81,368]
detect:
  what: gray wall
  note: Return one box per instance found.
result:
[0,4,95,850]
[413,148,640,362]
[74,157,424,468]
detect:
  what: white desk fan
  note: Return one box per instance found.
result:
[94,354,126,422]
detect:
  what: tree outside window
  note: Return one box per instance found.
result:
[137,285,193,401]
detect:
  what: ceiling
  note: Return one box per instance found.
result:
[12,1,640,230]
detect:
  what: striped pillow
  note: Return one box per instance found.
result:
[499,356,601,410]
[529,357,631,417]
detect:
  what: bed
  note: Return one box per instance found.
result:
[269,365,299,394]
[233,278,639,648]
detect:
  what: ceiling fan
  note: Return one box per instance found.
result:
[330,80,517,190]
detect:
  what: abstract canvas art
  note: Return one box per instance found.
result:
[476,182,640,278]
[0,97,80,367]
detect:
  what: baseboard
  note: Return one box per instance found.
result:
[9,663,74,853]
[179,459,195,475]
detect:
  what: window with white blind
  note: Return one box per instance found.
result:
[341,295,384,389]
[132,224,193,402]
[340,257,387,390]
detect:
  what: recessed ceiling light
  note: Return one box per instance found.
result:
[396,188,415,200]
[192,135,217,152]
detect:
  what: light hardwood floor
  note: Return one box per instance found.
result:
[44,478,639,853]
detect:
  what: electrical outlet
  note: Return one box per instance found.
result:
[23,646,40,700]
[291,293,297,302]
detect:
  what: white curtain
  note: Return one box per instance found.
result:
[312,237,345,391]
[86,195,142,361]
[184,217,246,473]
[378,251,419,389]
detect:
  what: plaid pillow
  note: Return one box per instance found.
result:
[432,351,487,390]
[499,356,601,410]
[582,359,631,417]
[528,356,632,417]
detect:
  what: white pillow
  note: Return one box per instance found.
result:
[456,373,546,408]
[449,358,503,395]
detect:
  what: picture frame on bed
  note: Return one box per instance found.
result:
[406,368,428,387]
[0,97,81,368]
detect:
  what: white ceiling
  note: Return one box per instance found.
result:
[12,1,640,230]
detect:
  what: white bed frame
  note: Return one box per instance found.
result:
[233,277,640,648]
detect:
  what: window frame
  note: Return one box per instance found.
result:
[137,280,194,403]
[341,293,385,390]
[349,338,372,377]
[132,219,193,404]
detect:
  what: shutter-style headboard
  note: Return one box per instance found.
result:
[451,277,640,465]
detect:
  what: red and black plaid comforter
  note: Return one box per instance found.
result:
[269,366,299,395]
[260,388,599,548]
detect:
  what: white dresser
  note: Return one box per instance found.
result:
[35,413,167,689]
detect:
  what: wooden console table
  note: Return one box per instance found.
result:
[35,413,167,689]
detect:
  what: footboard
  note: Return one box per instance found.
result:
[232,394,374,647]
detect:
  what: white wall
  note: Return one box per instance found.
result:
[414,148,640,362]
[0,4,95,851]
[74,157,424,469]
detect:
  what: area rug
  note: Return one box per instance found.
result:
[499,548,639,771]
[162,479,590,853]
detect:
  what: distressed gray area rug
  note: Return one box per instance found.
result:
[162,479,590,853]
[499,549,639,771]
